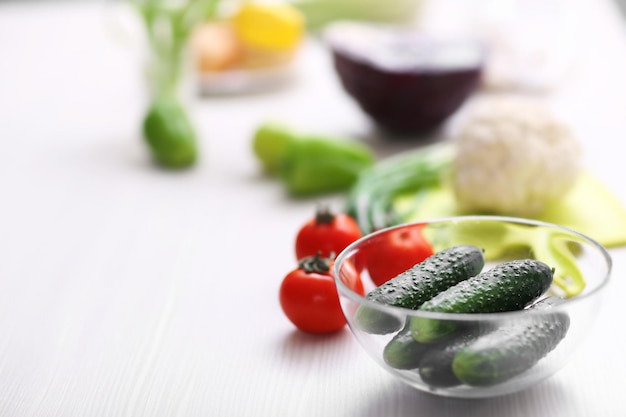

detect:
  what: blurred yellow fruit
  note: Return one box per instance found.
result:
[233,2,304,52]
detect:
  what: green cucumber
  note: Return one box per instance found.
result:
[355,245,484,335]
[383,322,432,370]
[417,297,564,388]
[384,321,488,373]
[418,331,488,388]
[452,297,570,386]
[412,259,554,343]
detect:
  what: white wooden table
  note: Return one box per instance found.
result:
[1,1,625,416]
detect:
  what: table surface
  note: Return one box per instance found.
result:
[1,1,626,416]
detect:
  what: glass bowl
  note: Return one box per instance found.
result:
[323,21,485,136]
[333,215,611,398]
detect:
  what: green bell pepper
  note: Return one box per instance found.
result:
[252,122,295,175]
[281,134,375,196]
[252,122,376,196]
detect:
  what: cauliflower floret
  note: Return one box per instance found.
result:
[452,98,582,216]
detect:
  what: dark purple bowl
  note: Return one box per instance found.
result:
[325,22,486,136]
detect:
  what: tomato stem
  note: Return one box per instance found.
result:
[315,205,336,224]
[299,252,333,274]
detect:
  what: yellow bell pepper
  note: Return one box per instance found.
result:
[233,2,304,52]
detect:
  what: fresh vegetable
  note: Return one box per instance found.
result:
[452,297,570,386]
[364,244,484,310]
[345,95,593,298]
[346,143,454,234]
[452,98,583,216]
[233,2,304,52]
[383,321,432,370]
[295,206,362,262]
[253,122,295,176]
[412,259,554,343]
[417,297,567,388]
[382,321,484,373]
[279,253,363,334]
[281,134,375,196]
[355,245,484,335]
[253,122,376,196]
[142,94,198,168]
[418,331,487,388]
[345,146,588,298]
[133,0,222,168]
[365,223,434,286]
[324,21,484,135]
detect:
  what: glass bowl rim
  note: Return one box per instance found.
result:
[322,20,488,73]
[333,214,613,321]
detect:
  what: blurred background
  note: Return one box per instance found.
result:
[2,1,626,416]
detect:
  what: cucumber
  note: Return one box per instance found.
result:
[417,297,564,388]
[384,321,488,373]
[418,331,488,388]
[366,244,485,309]
[412,259,554,343]
[355,245,485,334]
[383,322,432,370]
[452,297,570,386]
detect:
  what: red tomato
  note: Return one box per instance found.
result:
[295,207,362,262]
[279,254,364,334]
[365,224,434,287]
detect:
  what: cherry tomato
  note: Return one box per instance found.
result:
[295,206,362,262]
[366,224,434,287]
[279,253,364,334]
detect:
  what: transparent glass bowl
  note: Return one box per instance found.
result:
[333,216,611,398]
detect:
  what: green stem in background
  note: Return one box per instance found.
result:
[132,0,222,94]
[130,0,222,168]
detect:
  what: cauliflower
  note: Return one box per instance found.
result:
[451,98,583,216]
